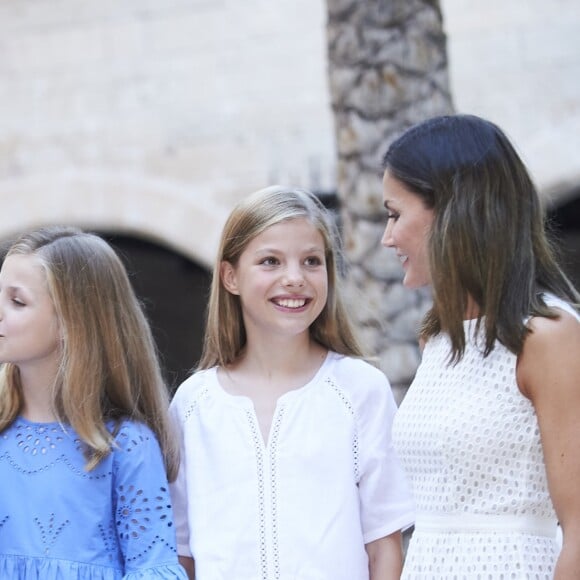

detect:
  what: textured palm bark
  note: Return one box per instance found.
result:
[327,0,454,396]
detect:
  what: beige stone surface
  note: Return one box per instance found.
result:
[441,0,580,196]
[1,0,579,263]
[0,0,335,264]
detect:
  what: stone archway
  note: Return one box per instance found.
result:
[101,232,212,391]
[0,171,230,267]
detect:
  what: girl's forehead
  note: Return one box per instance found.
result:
[252,217,325,243]
[0,253,48,290]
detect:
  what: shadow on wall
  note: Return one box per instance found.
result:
[548,191,580,289]
[102,233,211,393]
[0,229,210,394]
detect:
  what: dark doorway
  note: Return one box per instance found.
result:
[101,233,211,393]
[548,192,580,289]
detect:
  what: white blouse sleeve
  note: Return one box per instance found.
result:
[338,358,415,543]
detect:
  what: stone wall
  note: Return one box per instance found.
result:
[1,0,579,389]
[2,1,579,255]
[0,0,336,264]
[441,0,580,196]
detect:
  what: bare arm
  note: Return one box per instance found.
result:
[178,556,195,580]
[366,531,403,580]
[518,311,580,579]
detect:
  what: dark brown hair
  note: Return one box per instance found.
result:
[383,114,579,361]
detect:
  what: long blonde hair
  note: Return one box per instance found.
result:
[198,185,364,369]
[0,226,179,480]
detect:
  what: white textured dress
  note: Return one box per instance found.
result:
[393,297,579,579]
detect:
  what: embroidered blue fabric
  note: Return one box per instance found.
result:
[0,417,187,579]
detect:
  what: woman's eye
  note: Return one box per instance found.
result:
[11,298,25,307]
[386,211,399,221]
[260,257,278,266]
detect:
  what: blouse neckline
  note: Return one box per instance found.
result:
[210,350,335,407]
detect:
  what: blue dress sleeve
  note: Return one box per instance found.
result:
[112,421,187,579]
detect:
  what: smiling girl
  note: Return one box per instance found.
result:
[169,186,414,580]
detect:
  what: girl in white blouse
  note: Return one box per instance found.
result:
[169,186,414,580]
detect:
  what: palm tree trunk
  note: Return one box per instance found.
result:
[326,0,454,399]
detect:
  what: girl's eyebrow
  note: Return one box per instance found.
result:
[253,247,281,255]
[2,284,37,297]
[254,246,325,254]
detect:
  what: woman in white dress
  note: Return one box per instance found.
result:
[381,114,580,579]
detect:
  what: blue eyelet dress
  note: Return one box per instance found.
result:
[0,417,187,579]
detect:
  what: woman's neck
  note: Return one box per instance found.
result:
[464,294,480,320]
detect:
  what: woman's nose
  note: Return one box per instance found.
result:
[381,220,394,247]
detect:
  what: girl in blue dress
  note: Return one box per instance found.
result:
[0,226,187,579]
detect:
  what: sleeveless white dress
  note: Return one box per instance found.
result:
[393,297,579,579]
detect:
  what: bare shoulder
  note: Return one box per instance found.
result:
[518,308,580,400]
[524,308,580,352]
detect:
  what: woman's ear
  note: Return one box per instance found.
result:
[220,261,240,295]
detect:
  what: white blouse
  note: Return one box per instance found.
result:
[169,351,414,580]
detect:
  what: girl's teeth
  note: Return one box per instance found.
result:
[278,299,305,308]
